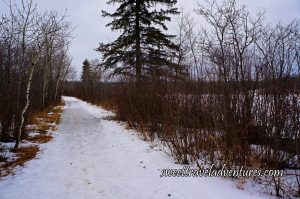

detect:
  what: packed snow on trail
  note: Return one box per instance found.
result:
[0,97,269,199]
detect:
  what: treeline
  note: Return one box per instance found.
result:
[66,0,300,197]
[0,0,73,148]
[64,59,109,102]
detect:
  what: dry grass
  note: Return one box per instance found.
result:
[26,101,64,133]
[0,100,65,178]
[98,100,117,112]
[27,100,65,125]
[34,122,52,133]
[30,110,62,126]
[27,134,53,144]
[0,146,39,177]
[46,113,61,125]
[52,106,64,114]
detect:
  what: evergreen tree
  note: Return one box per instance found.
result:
[81,59,92,98]
[97,0,179,81]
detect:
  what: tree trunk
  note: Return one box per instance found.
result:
[14,58,36,150]
[135,0,142,82]
[54,77,60,102]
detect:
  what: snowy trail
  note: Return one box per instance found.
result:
[0,97,267,199]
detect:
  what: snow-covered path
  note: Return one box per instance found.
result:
[0,97,267,199]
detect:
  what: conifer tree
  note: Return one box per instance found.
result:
[81,59,92,98]
[97,0,179,81]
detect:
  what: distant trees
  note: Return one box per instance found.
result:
[97,0,181,81]
[0,0,73,148]
[79,58,104,102]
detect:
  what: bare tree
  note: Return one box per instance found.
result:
[0,0,73,148]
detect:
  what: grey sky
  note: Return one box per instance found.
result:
[1,0,300,76]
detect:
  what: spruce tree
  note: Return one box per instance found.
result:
[81,59,92,98]
[97,0,179,81]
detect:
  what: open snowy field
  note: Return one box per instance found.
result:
[0,97,269,199]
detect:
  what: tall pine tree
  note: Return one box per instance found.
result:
[97,0,179,81]
[81,59,92,99]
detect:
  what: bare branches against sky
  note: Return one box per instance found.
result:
[1,0,299,73]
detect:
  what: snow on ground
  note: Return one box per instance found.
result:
[0,97,270,199]
[0,143,18,166]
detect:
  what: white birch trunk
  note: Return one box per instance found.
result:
[14,59,36,149]
[54,77,60,102]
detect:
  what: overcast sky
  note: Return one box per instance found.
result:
[1,0,300,76]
